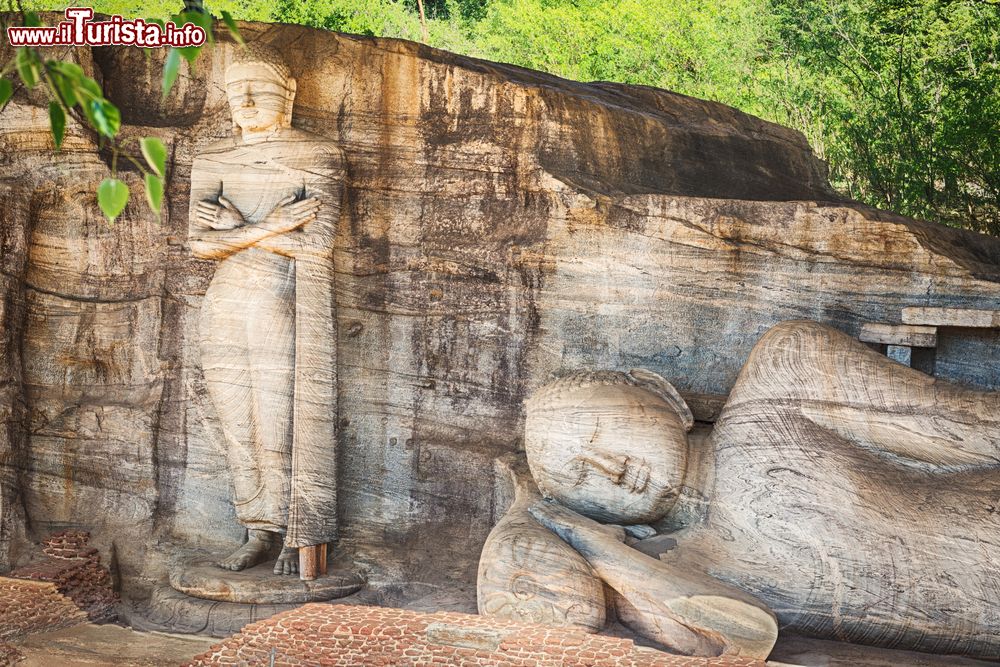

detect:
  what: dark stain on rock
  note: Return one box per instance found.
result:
[93,46,207,128]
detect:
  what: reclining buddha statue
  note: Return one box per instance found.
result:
[480,320,1000,661]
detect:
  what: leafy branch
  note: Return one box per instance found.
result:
[0,7,243,223]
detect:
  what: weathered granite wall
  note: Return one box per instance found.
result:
[0,20,998,610]
[0,181,31,572]
[534,196,1000,398]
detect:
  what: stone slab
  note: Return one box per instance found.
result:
[768,634,997,666]
[12,624,217,667]
[859,323,937,347]
[902,307,1000,328]
[886,344,913,366]
[168,560,364,604]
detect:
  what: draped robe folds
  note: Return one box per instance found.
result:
[189,129,342,549]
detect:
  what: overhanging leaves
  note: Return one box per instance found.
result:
[145,173,164,216]
[140,137,168,177]
[162,48,182,101]
[15,49,40,89]
[97,178,130,223]
[221,11,245,45]
[0,79,12,110]
[48,101,65,149]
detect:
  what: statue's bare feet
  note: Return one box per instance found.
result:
[218,530,274,571]
[273,546,299,576]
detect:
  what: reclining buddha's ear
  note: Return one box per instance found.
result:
[628,368,694,432]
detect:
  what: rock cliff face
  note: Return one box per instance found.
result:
[1,20,999,616]
[0,183,31,571]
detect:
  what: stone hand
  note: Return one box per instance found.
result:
[265,195,321,233]
[196,195,245,230]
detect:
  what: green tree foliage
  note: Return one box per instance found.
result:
[270,0,420,37]
[471,0,778,111]
[771,0,999,234]
[10,0,1000,234]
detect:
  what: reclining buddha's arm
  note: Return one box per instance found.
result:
[725,321,1000,470]
[529,499,778,659]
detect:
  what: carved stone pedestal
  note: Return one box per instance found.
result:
[169,560,364,604]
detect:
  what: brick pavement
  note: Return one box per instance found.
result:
[188,604,764,667]
[0,529,118,665]
[0,577,88,643]
[7,530,118,623]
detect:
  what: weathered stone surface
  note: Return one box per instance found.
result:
[22,290,161,528]
[531,198,1000,399]
[0,18,998,646]
[0,183,31,573]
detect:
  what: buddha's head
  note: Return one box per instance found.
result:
[224,42,295,137]
[524,369,693,525]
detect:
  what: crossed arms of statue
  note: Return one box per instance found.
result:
[187,145,343,261]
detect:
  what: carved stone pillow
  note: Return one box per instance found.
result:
[477,491,607,632]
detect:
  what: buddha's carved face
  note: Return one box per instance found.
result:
[524,378,690,525]
[224,62,296,134]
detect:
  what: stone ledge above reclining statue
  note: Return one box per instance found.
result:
[477,319,1000,662]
